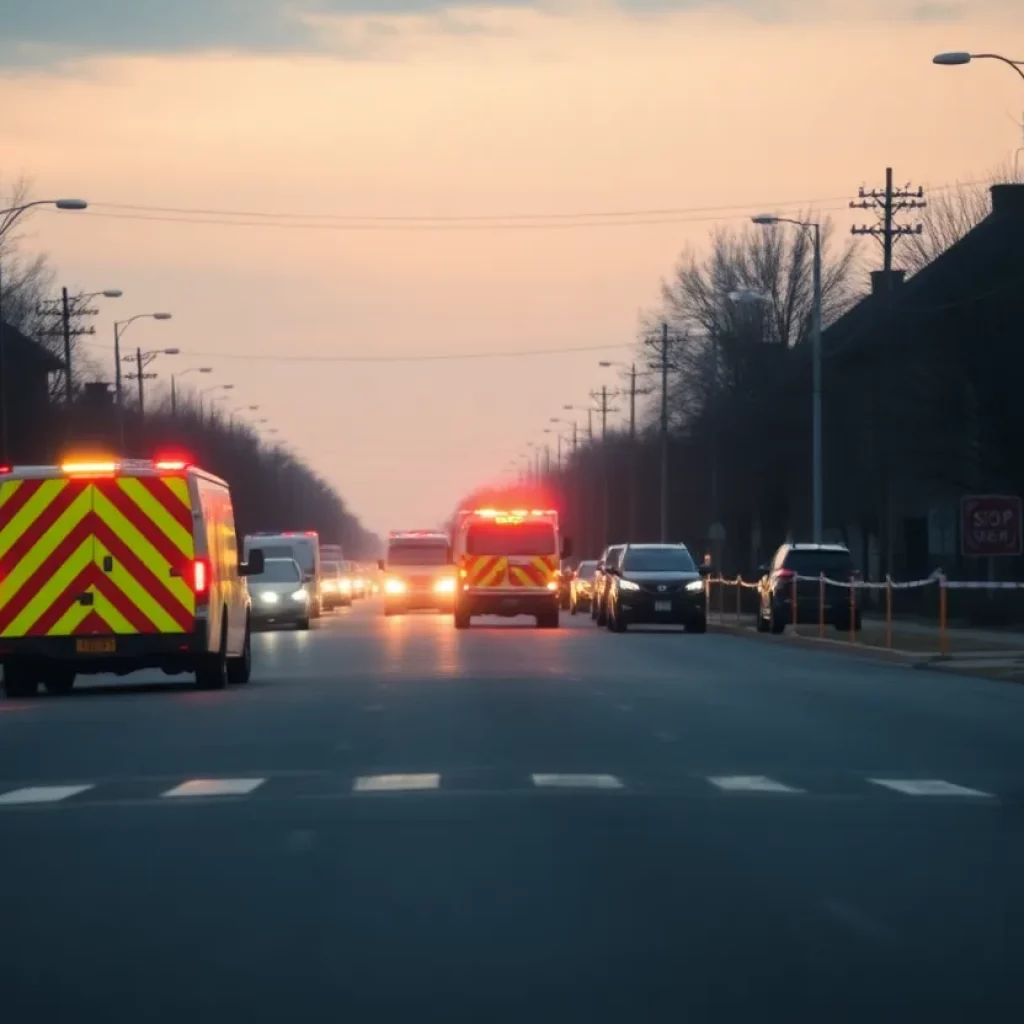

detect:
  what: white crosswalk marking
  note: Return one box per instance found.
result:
[868,778,993,798]
[706,775,803,793]
[353,773,440,792]
[531,773,624,790]
[0,785,94,805]
[162,779,266,798]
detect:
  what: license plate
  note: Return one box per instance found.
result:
[655,601,672,612]
[76,638,115,654]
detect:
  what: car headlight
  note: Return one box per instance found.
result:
[434,577,456,594]
[291,589,309,602]
[546,581,558,591]
[322,581,336,592]
[686,580,706,592]
[340,578,352,591]
[385,578,406,595]
[619,579,641,591]
[260,592,279,604]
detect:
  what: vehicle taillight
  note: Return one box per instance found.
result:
[155,460,189,472]
[0,465,11,474]
[775,568,796,580]
[191,557,211,603]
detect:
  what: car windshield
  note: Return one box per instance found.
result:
[467,522,557,556]
[388,543,450,566]
[258,559,301,584]
[576,561,598,579]
[782,550,855,576]
[622,547,697,573]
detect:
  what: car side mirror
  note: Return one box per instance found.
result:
[757,564,768,577]
[596,561,605,573]
[561,536,573,559]
[377,559,385,572]
[240,548,264,577]
[698,563,711,576]
[607,566,620,577]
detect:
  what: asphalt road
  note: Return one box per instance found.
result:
[3,600,1024,1023]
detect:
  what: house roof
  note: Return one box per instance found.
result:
[824,184,1024,359]
[0,320,64,372]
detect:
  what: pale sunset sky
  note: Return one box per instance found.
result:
[1,0,1020,534]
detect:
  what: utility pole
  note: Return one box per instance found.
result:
[851,168,926,570]
[136,347,144,414]
[170,375,177,416]
[37,289,98,405]
[851,167,926,276]
[590,386,620,550]
[659,322,669,543]
[587,408,594,444]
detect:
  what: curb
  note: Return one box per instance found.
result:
[709,621,1024,679]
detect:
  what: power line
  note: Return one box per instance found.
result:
[49,178,993,233]
[170,341,635,364]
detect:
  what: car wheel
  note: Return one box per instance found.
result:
[42,668,76,695]
[596,599,608,626]
[608,602,627,632]
[770,605,786,634]
[570,597,577,616]
[537,609,559,629]
[227,617,252,684]
[686,615,707,634]
[196,621,228,690]
[296,617,311,631]
[454,608,471,629]
[2,662,39,699]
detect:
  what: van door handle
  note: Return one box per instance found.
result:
[102,556,113,573]
[77,592,94,606]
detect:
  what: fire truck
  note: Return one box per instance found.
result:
[451,508,570,629]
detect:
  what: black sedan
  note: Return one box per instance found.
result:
[605,544,708,633]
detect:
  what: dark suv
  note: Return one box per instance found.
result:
[591,544,625,626]
[756,543,862,634]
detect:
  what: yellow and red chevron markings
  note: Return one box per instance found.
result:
[463,555,507,588]
[507,555,558,588]
[0,475,196,638]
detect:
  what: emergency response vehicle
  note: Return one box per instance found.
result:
[0,457,264,697]
[451,508,570,629]
[378,530,456,615]
[243,531,322,617]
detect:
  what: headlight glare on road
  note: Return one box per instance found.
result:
[385,578,406,595]
[686,580,705,592]
[434,577,456,594]
[619,579,641,591]
[291,589,309,602]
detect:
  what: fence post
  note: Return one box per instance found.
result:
[885,575,893,650]
[792,574,798,631]
[850,580,857,643]
[736,577,742,624]
[939,575,949,656]
[818,573,825,639]
[718,575,724,622]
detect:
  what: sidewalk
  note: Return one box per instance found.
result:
[708,610,1024,683]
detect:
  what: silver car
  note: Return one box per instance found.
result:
[249,558,311,630]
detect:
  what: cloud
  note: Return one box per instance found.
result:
[907,1,966,21]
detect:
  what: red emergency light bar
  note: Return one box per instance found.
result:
[469,508,557,518]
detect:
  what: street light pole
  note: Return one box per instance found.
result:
[933,51,1024,83]
[659,322,669,544]
[0,198,87,462]
[113,312,172,448]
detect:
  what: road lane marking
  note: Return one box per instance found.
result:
[706,775,804,794]
[353,773,440,792]
[531,773,624,790]
[615,703,634,713]
[867,778,993,798]
[161,778,266,798]
[0,785,93,805]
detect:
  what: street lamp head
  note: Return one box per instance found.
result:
[198,367,213,373]
[729,289,770,305]
[54,199,88,210]
[153,312,172,320]
[101,289,123,298]
[752,214,779,226]
[162,348,180,356]
[598,361,613,367]
[222,384,235,391]
[248,405,259,411]
[933,51,972,66]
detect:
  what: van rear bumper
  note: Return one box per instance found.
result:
[459,590,558,618]
[0,626,211,676]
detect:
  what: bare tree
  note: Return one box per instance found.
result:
[903,160,1023,273]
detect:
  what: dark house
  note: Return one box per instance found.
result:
[0,320,64,463]
[817,183,1024,584]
